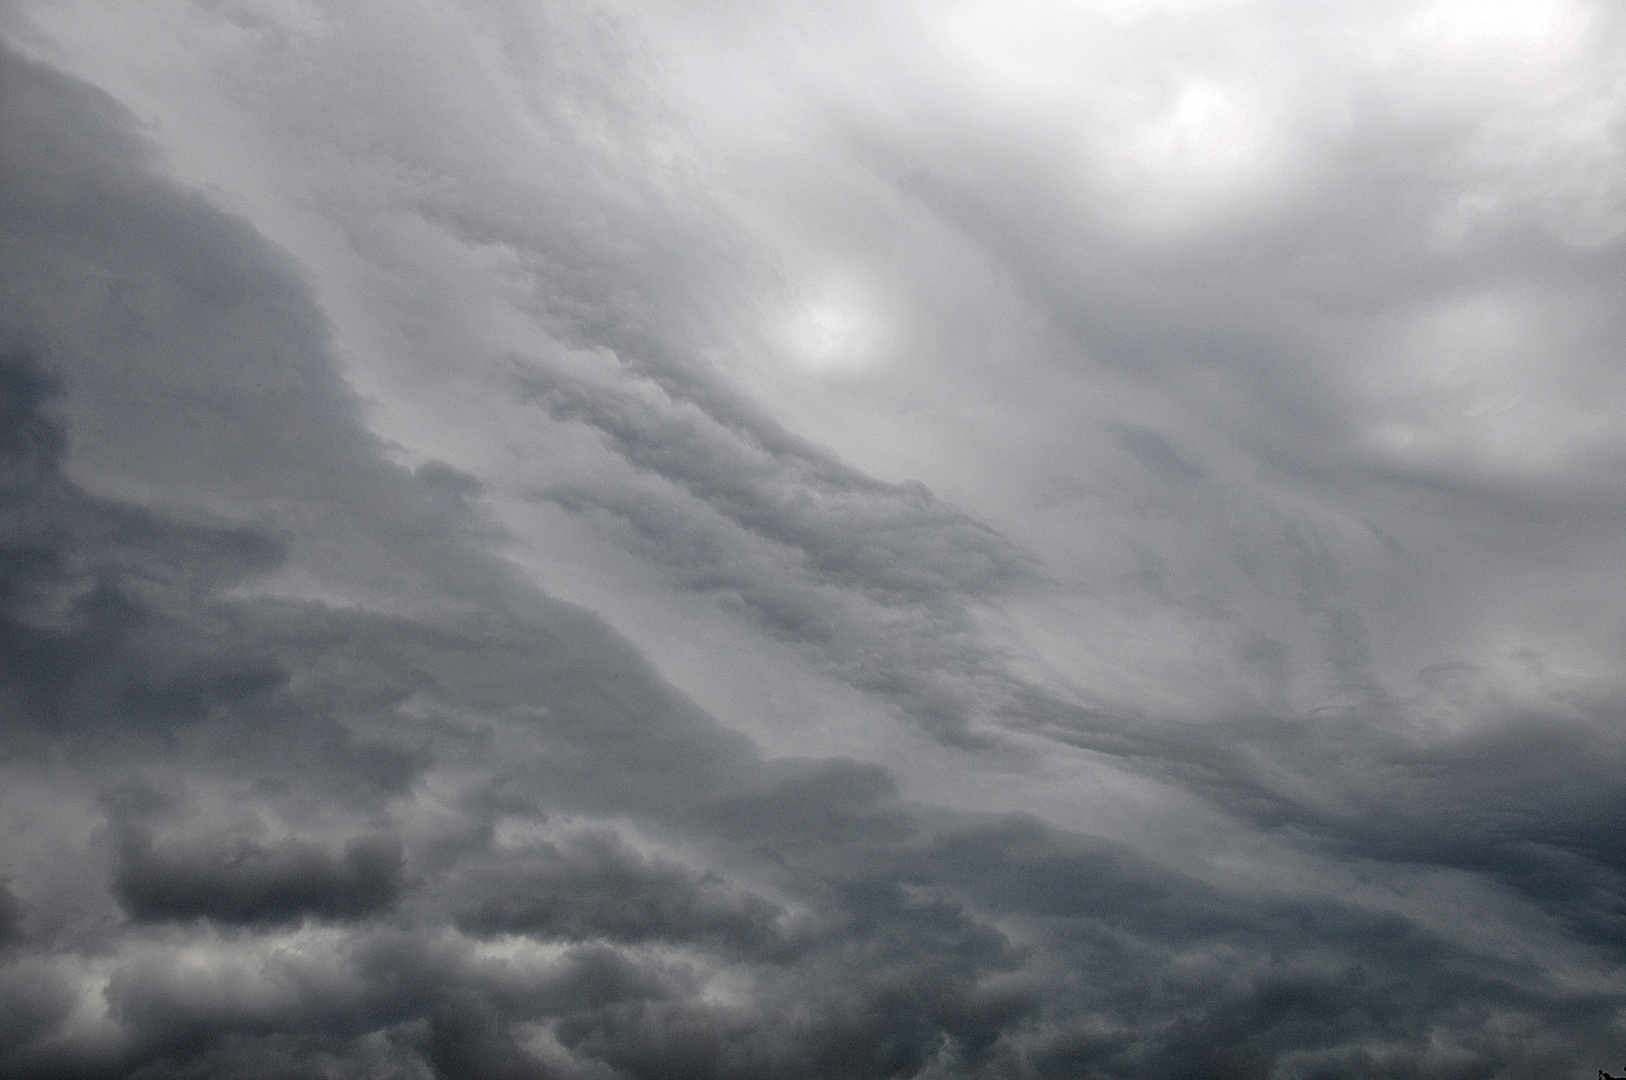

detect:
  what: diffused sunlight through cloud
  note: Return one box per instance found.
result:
[782,281,889,375]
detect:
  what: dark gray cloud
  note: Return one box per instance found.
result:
[3,5,1626,1080]
[113,830,406,926]
[0,880,24,948]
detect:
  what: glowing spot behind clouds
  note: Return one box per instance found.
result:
[1132,80,1275,187]
[936,2,1291,231]
[780,282,889,375]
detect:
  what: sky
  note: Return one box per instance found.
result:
[2,0,1626,1077]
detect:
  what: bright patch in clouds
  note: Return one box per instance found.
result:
[1402,0,1592,61]
[782,282,889,374]
[1130,79,1279,189]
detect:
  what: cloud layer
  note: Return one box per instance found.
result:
[3,1,1626,1077]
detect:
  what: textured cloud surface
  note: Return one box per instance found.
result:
[3,1,1626,1077]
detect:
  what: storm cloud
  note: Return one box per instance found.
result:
[113,830,407,926]
[3,2,1626,1078]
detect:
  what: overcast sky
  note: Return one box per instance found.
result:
[3,1,1626,1077]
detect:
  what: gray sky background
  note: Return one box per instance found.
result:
[3,1,1626,1077]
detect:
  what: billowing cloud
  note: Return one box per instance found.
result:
[113,830,407,926]
[3,2,1626,1078]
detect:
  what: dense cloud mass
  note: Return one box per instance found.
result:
[3,1,1626,1077]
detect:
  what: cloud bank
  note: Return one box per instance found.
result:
[3,1,1626,1076]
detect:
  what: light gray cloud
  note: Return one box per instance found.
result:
[517,361,1074,746]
